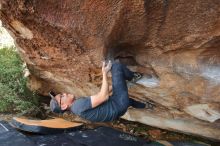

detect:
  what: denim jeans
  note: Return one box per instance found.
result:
[71,62,145,122]
[110,63,144,116]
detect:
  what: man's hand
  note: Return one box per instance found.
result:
[102,60,112,74]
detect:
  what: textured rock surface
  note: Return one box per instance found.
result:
[1,0,220,140]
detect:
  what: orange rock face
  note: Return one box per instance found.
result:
[1,0,220,139]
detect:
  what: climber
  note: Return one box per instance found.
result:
[49,61,146,122]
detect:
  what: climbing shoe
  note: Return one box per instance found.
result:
[131,72,143,83]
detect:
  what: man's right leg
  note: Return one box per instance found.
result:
[121,64,134,81]
[129,98,146,108]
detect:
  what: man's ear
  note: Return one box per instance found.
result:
[61,104,68,110]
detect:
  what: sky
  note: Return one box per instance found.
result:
[0,20,15,48]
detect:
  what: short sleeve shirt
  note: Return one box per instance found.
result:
[70,97,92,115]
[70,97,119,122]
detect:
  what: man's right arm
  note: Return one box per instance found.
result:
[90,61,112,108]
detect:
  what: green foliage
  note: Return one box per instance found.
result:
[0,47,39,113]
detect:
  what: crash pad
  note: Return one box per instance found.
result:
[0,120,211,146]
[30,126,150,146]
[0,121,36,146]
[10,117,83,134]
[0,120,149,146]
[29,126,211,146]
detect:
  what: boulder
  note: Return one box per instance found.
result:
[1,0,220,140]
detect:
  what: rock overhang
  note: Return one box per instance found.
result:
[0,0,220,140]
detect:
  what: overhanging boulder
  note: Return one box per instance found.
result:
[0,0,220,140]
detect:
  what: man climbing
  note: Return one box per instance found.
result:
[50,61,146,122]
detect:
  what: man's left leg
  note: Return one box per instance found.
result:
[110,63,145,116]
[119,64,146,109]
[110,63,130,112]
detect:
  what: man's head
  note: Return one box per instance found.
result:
[49,92,75,113]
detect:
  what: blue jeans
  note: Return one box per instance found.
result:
[71,62,145,122]
[110,63,144,116]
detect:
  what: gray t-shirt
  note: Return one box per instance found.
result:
[70,97,119,122]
